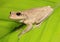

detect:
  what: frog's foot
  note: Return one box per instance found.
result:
[18,31,25,39]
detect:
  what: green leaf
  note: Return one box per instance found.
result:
[0,0,60,42]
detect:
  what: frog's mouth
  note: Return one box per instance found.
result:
[9,17,23,21]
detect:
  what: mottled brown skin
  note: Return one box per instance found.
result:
[9,6,53,38]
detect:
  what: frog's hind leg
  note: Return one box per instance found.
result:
[33,21,42,29]
[36,22,42,27]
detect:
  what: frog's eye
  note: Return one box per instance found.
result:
[10,12,11,14]
[16,12,21,16]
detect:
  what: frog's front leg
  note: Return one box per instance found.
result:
[18,23,32,38]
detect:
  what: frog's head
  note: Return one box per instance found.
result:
[9,11,27,20]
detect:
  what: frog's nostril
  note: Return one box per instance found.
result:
[10,12,11,14]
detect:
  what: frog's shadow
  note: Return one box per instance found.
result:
[12,23,26,32]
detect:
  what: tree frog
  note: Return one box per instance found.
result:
[9,6,53,38]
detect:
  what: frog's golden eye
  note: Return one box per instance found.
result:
[16,12,21,16]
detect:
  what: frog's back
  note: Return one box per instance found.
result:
[21,6,53,20]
